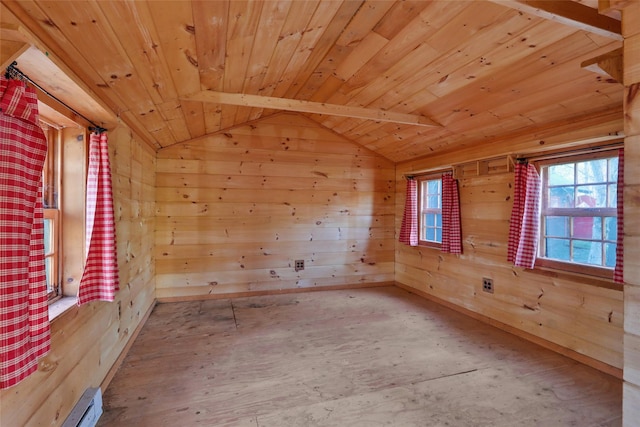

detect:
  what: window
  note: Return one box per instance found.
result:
[417,174,442,247]
[536,151,618,277]
[41,124,61,299]
[39,122,87,302]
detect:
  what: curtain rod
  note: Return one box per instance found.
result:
[516,141,623,163]
[4,61,107,134]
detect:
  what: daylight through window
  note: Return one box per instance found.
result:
[417,175,442,247]
[537,151,618,276]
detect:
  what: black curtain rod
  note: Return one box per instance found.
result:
[4,61,106,134]
[516,141,623,164]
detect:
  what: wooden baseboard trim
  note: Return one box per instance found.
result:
[100,299,157,392]
[156,281,394,303]
[394,282,623,379]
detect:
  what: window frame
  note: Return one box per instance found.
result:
[43,208,60,300]
[416,173,443,248]
[39,121,88,303]
[534,150,619,279]
[41,123,62,300]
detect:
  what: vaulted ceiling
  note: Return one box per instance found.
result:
[1,0,624,163]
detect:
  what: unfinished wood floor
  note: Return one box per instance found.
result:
[98,286,622,426]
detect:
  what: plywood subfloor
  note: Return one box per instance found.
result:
[98,286,622,426]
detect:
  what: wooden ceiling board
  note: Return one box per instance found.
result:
[295,0,390,103]
[218,0,262,128]
[269,1,342,99]
[96,1,178,103]
[147,1,206,143]
[1,2,129,123]
[0,0,624,163]
[190,1,229,134]
[16,46,113,126]
[334,2,468,103]
[282,0,365,101]
[33,1,158,115]
[17,0,177,148]
[331,25,621,159]
[234,0,291,125]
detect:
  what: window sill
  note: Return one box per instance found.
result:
[49,296,77,322]
[418,242,442,250]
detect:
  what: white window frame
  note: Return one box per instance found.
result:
[535,150,619,279]
[416,173,442,248]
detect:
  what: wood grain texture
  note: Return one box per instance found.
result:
[621,2,640,425]
[183,90,440,126]
[396,154,624,371]
[97,287,621,426]
[1,0,624,162]
[0,125,157,427]
[155,112,395,300]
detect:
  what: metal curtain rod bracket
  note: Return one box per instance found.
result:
[4,61,107,134]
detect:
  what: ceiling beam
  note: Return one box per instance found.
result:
[182,90,441,128]
[490,0,622,40]
[0,23,28,70]
[581,47,623,83]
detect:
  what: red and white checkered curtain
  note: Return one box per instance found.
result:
[0,77,51,389]
[614,148,624,283]
[399,178,418,246]
[441,172,462,254]
[77,132,119,305]
[507,163,541,269]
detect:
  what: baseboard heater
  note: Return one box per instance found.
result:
[61,387,103,427]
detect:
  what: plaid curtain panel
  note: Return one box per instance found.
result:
[614,148,624,284]
[399,178,418,246]
[507,163,541,269]
[441,172,462,254]
[77,132,119,305]
[0,77,51,389]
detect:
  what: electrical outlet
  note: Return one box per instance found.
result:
[294,259,304,272]
[482,277,494,294]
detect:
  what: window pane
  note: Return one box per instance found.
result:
[608,184,617,208]
[427,179,440,194]
[418,176,442,246]
[608,157,619,182]
[604,217,617,241]
[426,227,435,241]
[575,185,606,208]
[604,243,617,268]
[577,159,607,184]
[43,218,52,254]
[573,217,600,239]
[548,164,574,185]
[435,227,442,243]
[45,257,53,294]
[426,213,435,226]
[546,238,570,261]
[572,240,602,265]
[548,186,574,208]
[545,216,569,238]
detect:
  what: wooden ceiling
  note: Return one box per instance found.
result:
[1,0,624,163]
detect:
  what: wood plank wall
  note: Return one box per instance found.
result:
[155,113,395,300]
[395,135,624,372]
[0,125,156,427]
[622,2,640,425]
